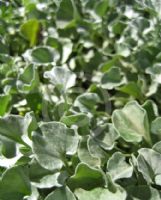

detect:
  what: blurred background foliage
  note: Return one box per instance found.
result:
[1,0,161,120]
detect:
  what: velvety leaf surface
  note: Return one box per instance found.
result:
[0,166,31,200]
[44,67,76,92]
[32,122,79,170]
[107,152,133,181]
[137,148,161,185]
[17,65,39,93]
[2,0,161,199]
[75,187,127,200]
[45,187,76,200]
[91,123,119,150]
[112,101,151,144]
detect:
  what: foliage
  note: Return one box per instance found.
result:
[1,0,161,199]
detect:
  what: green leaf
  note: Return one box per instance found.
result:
[118,82,143,99]
[56,0,74,27]
[20,19,40,47]
[126,185,161,200]
[153,141,161,154]
[17,64,39,93]
[0,112,37,144]
[0,94,11,116]
[74,93,100,112]
[100,56,120,72]
[137,148,161,185]
[78,136,101,167]
[88,136,107,163]
[91,123,119,150]
[116,43,131,57]
[75,187,127,200]
[95,0,109,17]
[112,101,151,145]
[107,152,133,181]
[53,102,71,121]
[0,166,31,200]
[60,113,90,127]
[0,41,9,54]
[44,67,76,92]
[67,163,106,190]
[32,122,79,170]
[101,67,125,90]
[3,0,161,198]
[45,186,76,200]
[32,173,62,189]
[0,115,26,143]
[29,159,54,182]
[146,64,161,84]
[151,117,161,135]
[0,135,16,158]
[24,111,38,139]
[23,46,59,64]
[142,100,158,123]
[136,0,161,19]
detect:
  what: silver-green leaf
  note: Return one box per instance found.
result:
[32,122,79,170]
[112,101,151,145]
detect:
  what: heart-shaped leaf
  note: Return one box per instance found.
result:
[126,185,161,200]
[17,65,39,93]
[60,113,90,127]
[153,141,161,154]
[44,67,76,92]
[151,117,161,135]
[45,186,76,200]
[32,122,79,170]
[78,136,101,167]
[67,163,106,190]
[101,67,125,90]
[74,93,100,113]
[75,186,127,200]
[137,148,161,185]
[20,19,40,47]
[107,152,133,181]
[0,112,37,144]
[91,123,119,150]
[112,101,151,145]
[23,46,59,64]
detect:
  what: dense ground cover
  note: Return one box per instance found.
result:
[1,0,161,199]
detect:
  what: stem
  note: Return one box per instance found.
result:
[62,93,69,114]
[62,157,73,175]
[63,93,68,106]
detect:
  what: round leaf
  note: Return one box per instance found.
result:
[101,67,125,90]
[137,148,161,185]
[23,46,59,64]
[75,187,127,200]
[107,152,133,181]
[67,163,106,190]
[32,122,79,170]
[45,186,76,200]
[44,67,76,92]
[112,101,151,145]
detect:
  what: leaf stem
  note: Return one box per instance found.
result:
[62,157,73,175]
